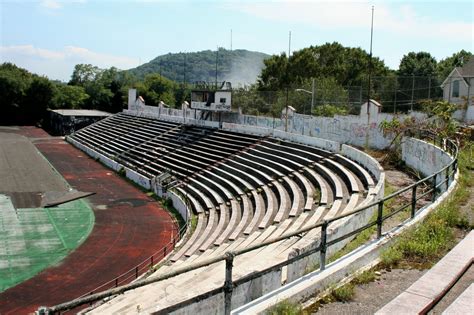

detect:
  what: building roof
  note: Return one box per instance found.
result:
[441,57,474,87]
[50,109,113,117]
[459,57,474,77]
[362,99,382,107]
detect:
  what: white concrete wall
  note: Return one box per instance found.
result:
[168,190,189,223]
[125,168,151,190]
[221,122,273,137]
[169,293,225,315]
[231,270,282,309]
[273,129,340,153]
[401,137,453,190]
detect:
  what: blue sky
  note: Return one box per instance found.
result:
[1,0,472,82]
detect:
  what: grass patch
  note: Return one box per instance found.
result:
[381,141,473,268]
[353,270,377,285]
[267,299,302,315]
[331,283,355,302]
[329,181,400,263]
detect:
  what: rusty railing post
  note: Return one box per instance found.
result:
[432,173,437,202]
[411,185,417,218]
[224,251,235,315]
[376,201,384,239]
[320,220,328,271]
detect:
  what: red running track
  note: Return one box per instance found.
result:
[0,127,178,314]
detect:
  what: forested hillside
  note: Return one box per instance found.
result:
[127,48,269,86]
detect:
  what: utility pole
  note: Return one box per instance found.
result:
[285,31,291,132]
[367,6,374,114]
[428,75,431,99]
[230,29,233,51]
[215,47,219,88]
[183,53,186,86]
[394,86,397,113]
[311,78,315,117]
[411,74,415,111]
[365,6,374,149]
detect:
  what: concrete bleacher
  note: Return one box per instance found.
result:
[66,112,381,314]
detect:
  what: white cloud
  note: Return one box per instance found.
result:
[39,0,87,10]
[0,45,139,81]
[1,45,64,60]
[40,0,62,9]
[226,2,473,42]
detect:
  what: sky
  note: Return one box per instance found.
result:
[1,0,472,82]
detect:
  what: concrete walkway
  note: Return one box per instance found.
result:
[0,127,178,314]
[376,231,474,315]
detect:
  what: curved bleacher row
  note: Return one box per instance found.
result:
[67,112,379,313]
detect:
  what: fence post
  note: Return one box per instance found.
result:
[135,267,139,279]
[377,201,384,239]
[224,252,235,315]
[432,174,437,202]
[445,167,450,192]
[320,221,328,271]
[411,185,417,218]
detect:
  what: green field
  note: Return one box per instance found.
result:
[0,195,94,292]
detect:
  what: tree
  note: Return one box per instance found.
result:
[69,64,132,112]
[397,52,438,107]
[0,63,32,108]
[69,64,101,85]
[135,74,178,107]
[22,76,54,124]
[257,42,389,92]
[258,53,290,90]
[437,50,473,79]
[52,84,89,109]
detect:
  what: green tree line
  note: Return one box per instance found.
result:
[236,43,471,116]
[0,43,470,125]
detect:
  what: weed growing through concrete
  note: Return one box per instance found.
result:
[353,270,377,285]
[331,283,355,302]
[267,299,302,315]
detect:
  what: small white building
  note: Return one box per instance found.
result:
[441,57,473,106]
[360,99,382,116]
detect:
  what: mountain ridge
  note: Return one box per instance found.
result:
[127,48,270,86]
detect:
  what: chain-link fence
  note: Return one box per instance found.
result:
[231,75,446,116]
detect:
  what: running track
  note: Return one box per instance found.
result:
[0,127,178,314]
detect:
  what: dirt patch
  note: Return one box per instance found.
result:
[312,268,427,314]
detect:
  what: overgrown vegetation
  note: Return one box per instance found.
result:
[330,283,355,302]
[353,270,377,285]
[267,299,302,315]
[329,181,400,263]
[381,141,473,268]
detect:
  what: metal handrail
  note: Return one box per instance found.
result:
[71,220,188,302]
[41,130,458,314]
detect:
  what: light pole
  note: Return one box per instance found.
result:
[295,78,315,116]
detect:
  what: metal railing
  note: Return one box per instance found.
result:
[41,130,458,315]
[69,222,187,306]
